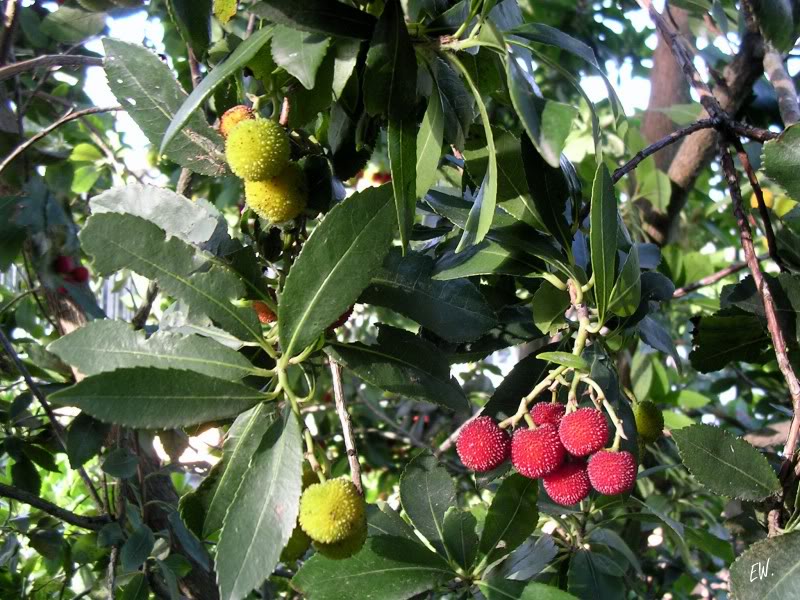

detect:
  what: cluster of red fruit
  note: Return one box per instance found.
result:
[456,403,636,506]
[53,256,90,284]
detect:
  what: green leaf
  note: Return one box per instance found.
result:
[160,26,273,155]
[80,213,262,343]
[480,578,579,600]
[532,281,570,335]
[483,348,558,419]
[429,55,474,150]
[292,536,453,600]
[480,474,538,557]
[433,240,542,280]
[416,85,444,198]
[216,409,303,600]
[755,0,797,52]
[672,424,781,501]
[442,508,478,570]
[41,6,105,43]
[448,54,497,251]
[367,504,416,540]
[609,247,641,317]
[11,458,40,495]
[364,0,417,120]
[389,115,417,250]
[167,0,211,59]
[49,320,260,381]
[119,573,149,600]
[689,312,770,373]
[764,123,800,202]
[327,326,469,412]
[102,448,139,479]
[66,413,109,468]
[271,25,331,90]
[568,550,623,600]
[121,526,155,573]
[730,530,800,600]
[213,0,236,23]
[590,164,618,323]
[167,511,211,571]
[400,452,456,551]
[361,249,497,343]
[520,135,572,249]
[50,368,265,428]
[507,48,577,168]
[204,404,279,536]
[250,0,376,39]
[536,351,589,371]
[279,185,396,358]
[104,39,226,177]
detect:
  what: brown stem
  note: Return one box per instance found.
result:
[672,255,768,298]
[279,96,290,127]
[131,281,159,331]
[329,360,363,494]
[0,105,121,175]
[0,54,103,82]
[0,482,110,530]
[0,0,19,66]
[729,121,779,143]
[764,46,800,126]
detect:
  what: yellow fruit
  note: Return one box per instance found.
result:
[219,105,254,139]
[750,188,774,209]
[225,118,290,181]
[280,524,312,563]
[634,401,664,444]
[299,478,365,544]
[313,515,367,560]
[244,163,307,223]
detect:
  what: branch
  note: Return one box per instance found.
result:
[329,360,363,494]
[0,54,103,82]
[0,482,110,530]
[672,254,767,298]
[764,46,800,126]
[0,105,121,175]
[0,0,19,67]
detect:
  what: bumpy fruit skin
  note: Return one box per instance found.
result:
[314,515,367,560]
[53,255,75,274]
[530,402,566,426]
[634,401,664,444]
[299,478,365,544]
[559,407,609,457]
[244,163,307,223]
[225,118,290,181]
[219,105,254,138]
[253,300,276,324]
[456,416,510,472]
[751,188,774,209]
[543,461,591,506]
[587,450,637,495]
[511,423,565,478]
[71,266,90,283]
[280,525,312,562]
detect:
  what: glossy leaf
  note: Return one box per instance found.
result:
[66,413,109,468]
[279,185,396,358]
[536,351,589,371]
[400,452,456,550]
[433,240,542,280]
[271,25,331,90]
[609,247,641,317]
[442,508,478,570]
[764,123,800,202]
[590,164,618,323]
[480,474,538,556]
[121,526,155,573]
[730,530,800,600]
[388,115,417,250]
[250,0,376,39]
[532,281,570,335]
[41,6,105,43]
[416,85,445,198]
[50,368,265,428]
[167,0,211,59]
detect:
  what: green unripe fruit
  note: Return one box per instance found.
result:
[299,478,365,544]
[77,0,114,11]
[634,401,664,444]
[280,524,312,563]
[313,515,367,560]
[244,163,307,223]
[225,118,290,181]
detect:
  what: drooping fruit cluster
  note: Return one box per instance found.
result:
[221,107,307,224]
[558,407,609,456]
[53,256,91,284]
[456,416,511,472]
[299,478,366,551]
[530,401,566,426]
[633,401,664,444]
[587,450,637,495]
[511,423,564,478]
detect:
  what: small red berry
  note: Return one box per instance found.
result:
[587,450,637,496]
[511,423,565,479]
[530,402,566,426]
[456,416,511,472]
[329,305,354,330]
[71,266,90,283]
[543,461,591,506]
[253,300,276,324]
[53,256,74,274]
[558,407,609,457]
[57,286,67,295]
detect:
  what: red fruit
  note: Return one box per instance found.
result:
[456,416,511,472]
[587,450,637,496]
[543,461,591,506]
[253,300,276,324]
[511,423,565,479]
[53,255,75,274]
[329,305,354,330]
[558,407,609,457]
[530,402,566,426]
[71,266,90,283]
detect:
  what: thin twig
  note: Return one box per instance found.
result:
[329,360,363,494]
[764,47,800,125]
[672,254,768,298]
[131,281,158,330]
[0,105,121,175]
[0,0,19,66]
[0,54,103,82]
[0,328,106,512]
[0,482,110,530]
[279,97,290,127]
[107,545,119,599]
[612,119,715,184]
[729,121,779,143]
